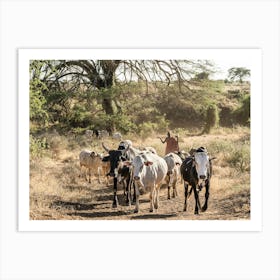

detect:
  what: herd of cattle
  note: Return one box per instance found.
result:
[79,140,215,215]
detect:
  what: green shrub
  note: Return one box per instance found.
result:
[233,94,250,125]
[30,135,48,159]
[226,143,250,172]
[67,104,95,128]
[203,103,220,133]
[138,122,156,138]
[30,80,49,126]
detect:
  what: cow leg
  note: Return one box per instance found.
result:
[171,175,177,198]
[149,186,155,212]
[202,181,210,212]
[97,167,101,184]
[154,186,159,210]
[183,182,189,211]
[172,183,178,198]
[134,184,140,213]
[106,175,110,187]
[125,177,131,206]
[120,179,126,196]
[132,182,136,203]
[88,168,91,183]
[193,185,201,215]
[167,174,171,200]
[112,177,118,208]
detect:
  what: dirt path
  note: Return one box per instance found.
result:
[31,175,250,220]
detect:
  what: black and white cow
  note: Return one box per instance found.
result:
[180,147,215,215]
[101,143,131,208]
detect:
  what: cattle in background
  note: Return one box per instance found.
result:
[79,150,110,184]
[112,132,122,141]
[85,130,93,138]
[180,147,214,215]
[95,129,109,139]
[130,152,168,213]
[163,153,182,199]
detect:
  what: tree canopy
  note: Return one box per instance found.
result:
[227,67,250,83]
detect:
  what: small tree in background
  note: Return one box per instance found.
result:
[227,67,250,83]
[194,71,210,80]
[203,103,219,134]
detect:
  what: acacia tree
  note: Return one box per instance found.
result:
[31,59,215,131]
[227,67,250,83]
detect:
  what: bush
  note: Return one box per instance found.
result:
[30,135,48,159]
[30,80,49,126]
[67,104,94,128]
[226,143,250,172]
[138,122,156,139]
[203,103,219,133]
[233,94,250,125]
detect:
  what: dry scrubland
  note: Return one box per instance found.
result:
[30,126,250,220]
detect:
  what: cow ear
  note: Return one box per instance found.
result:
[175,162,181,166]
[210,157,216,161]
[90,152,96,157]
[144,161,153,166]
[120,156,127,161]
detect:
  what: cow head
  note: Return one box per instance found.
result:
[193,152,210,184]
[132,154,153,182]
[102,142,129,177]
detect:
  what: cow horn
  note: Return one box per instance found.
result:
[102,142,110,152]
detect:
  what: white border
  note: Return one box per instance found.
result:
[19,48,262,232]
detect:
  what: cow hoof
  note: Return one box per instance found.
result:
[112,203,118,208]
[183,208,187,212]
[149,209,154,213]
[201,206,207,212]
[194,211,199,215]
[134,209,139,213]
[167,197,171,200]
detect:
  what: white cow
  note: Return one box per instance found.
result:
[112,132,122,141]
[163,153,182,199]
[129,152,168,213]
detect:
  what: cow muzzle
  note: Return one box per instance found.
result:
[199,175,206,180]
[134,176,140,181]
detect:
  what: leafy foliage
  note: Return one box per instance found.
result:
[30,78,49,125]
[29,60,250,136]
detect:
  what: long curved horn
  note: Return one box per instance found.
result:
[102,142,110,152]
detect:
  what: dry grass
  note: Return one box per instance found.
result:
[29,127,250,220]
